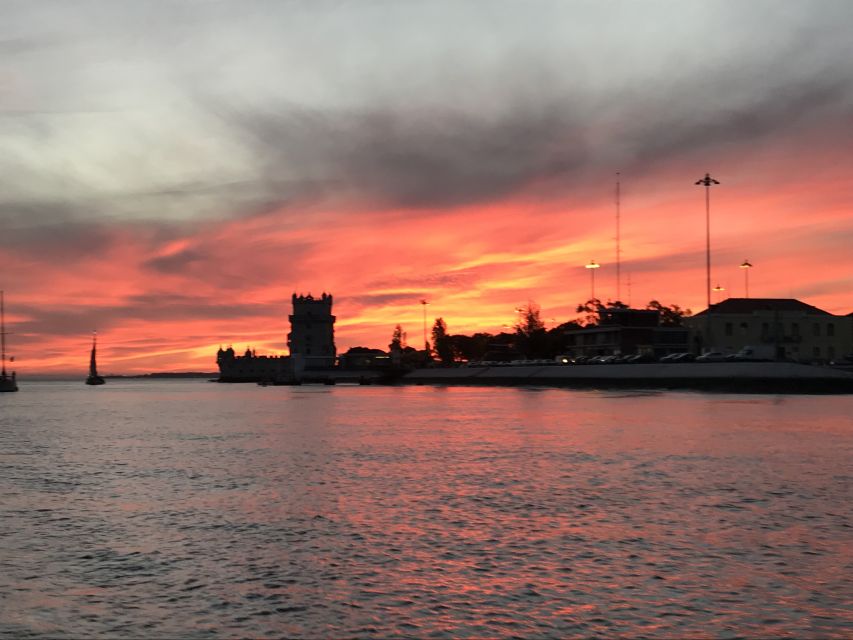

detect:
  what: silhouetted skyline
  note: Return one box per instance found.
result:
[2,1,852,372]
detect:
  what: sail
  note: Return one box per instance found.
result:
[90,336,99,377]
[85,332,105,385]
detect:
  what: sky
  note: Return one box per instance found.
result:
[1,0,852,374]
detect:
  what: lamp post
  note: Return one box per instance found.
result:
[713,284,725,304]
[695,173,720,310]
[585,260,600,301]
[740,259,753,298]
[695,173,720,352]
[420,299,429,351]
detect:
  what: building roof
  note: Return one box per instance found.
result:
[694,298,832,317]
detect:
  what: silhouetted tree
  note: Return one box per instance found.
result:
[389,324,403,352]
[514,302,549,357]
[515,302,545,335]
[344,346,378,354]
[448,332,493,362]
[575,299,632,327]
[482,331,521,362]
[576,298,605,326]
[647,300,692,326]
[431,318,454,365]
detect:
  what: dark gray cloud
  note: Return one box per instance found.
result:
[0,219,129,257]
[365,268,483,292]
[214,71,853,212]
[338,292,425,307]
[0,0,851,226]
[214,101,588,210]
[142,249,204,273]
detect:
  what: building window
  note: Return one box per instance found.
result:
[828,323,835,337]
[792,323,799,336]
[813,346,820,358]
[828,346,836,360]
[761,322,769,336]
[740,322,748,335]
[813,323,820,337]
[725,322,733,336]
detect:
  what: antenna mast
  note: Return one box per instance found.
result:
[615,172,621,303]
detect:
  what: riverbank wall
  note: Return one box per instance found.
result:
[401,362,853,393]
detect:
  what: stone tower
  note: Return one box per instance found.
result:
[287,293,336,369]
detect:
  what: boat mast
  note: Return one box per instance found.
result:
[1,290,6,378]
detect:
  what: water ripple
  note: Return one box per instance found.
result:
[1,381,851,637]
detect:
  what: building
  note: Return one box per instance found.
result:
[216,347,293,382]
[684,298,853,362]
[564,307,689,359]
[338,347,392,370]
[288,293,336,370]
[217,292,337,382]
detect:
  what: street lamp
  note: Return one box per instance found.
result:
[695,173,720,310]
[740,259,753,298]
[420,299,429,350]
[696,173,720,352]
[713,284,725,304]
[585,260,600,301]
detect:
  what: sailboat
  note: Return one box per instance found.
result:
[0,290,18,392]
[85,332,106,386]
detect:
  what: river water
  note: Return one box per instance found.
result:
[1,380,851,638]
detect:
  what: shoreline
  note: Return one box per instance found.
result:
[400,362,853,394]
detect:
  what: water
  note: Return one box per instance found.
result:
[1,381,851,638]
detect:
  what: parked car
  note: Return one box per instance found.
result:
[672,353,696,362]
[626,353,656,363]
[696,351,727,362]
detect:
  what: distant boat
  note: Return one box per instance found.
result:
[0,290,18,392]
[85,333,106,386]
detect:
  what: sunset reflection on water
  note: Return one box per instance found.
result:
[1,381,851,637]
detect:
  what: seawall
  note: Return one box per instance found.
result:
[402,362,853,394]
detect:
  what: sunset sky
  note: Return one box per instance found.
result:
[1,0,852,374]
